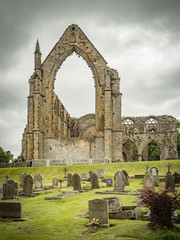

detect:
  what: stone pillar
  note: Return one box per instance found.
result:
[104,70,112,162]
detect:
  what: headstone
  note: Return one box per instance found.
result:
[150,167,159,186]
[5,174,9,182]
[53,178,59,186]
[44,185,55,190]
[23,174,33,196]
[0,202,22,218]
[63,167,68,180]
[72,173,82,191]
[89,170,96,178]
[106,178,113,187]
[67,173,73,187]
[103,196,122,212]
[173,172,180,184]
[122,170,129,186]
[150,167,158,176]
[34,173,43,189]
[113,171,125,191]
[0,184,3,194]
[20,173,27,188]
[89,199,109,226]
[81,173,87,180]
[166,164,172,175]
[91,172,100,189]
[143,172,154,190]
[146,165,150,173]
[97,169,104,178]
[2,179,18,200]
[165,174,175,190]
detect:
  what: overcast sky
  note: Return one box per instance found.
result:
[0,0,180,158]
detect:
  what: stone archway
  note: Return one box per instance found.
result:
[21,24,123,166]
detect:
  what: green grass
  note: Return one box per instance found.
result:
[0,160,180,239]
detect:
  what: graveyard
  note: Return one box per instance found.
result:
[0,160,180,240]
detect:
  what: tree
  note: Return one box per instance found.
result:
[0,147,13,163]
[148,141,159,160]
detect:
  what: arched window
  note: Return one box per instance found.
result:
[123,119,134,133]
[146,118,157,133]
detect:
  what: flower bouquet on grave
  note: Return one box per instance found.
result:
[90,218,100,227]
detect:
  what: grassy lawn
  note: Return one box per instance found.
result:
[0,160,180,239]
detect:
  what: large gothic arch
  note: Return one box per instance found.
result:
[21,24,123,166]
[21,24,177,166]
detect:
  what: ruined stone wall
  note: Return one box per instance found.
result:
[122,115,178,161]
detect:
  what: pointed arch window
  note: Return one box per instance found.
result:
[146,118,158,133]
[123,119,134,133]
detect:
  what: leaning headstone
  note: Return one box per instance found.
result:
[106,178,113,187]
[150,167,159,186]
[20,173,27,187]
[2,179,18,200]
[103,196,122,212]
[91,172,100,189]
[81,173,87,181]
[143,172,154,190]
[0,202,22,218]
[97,169,104,178]
[23,174,33,196]
[122,170,129,186]
[89,199,109,226]
[165,174,175,190]
[34,173,43,189]
[114,171,125,191]
[72,173,82,191]
[53,178,59,187]
[67,173,73,187]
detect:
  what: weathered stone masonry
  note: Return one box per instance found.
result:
[21,24,178,166]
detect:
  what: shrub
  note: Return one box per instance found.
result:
[139,187,180,229]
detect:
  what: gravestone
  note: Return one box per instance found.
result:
[63,168,68,180]
[103,196,122,212]
[91,172,100,189]
[20,173,27,187]
[106,178,113,187]
[150,167,159,186]
[23,174,33,196]
[72,173,82,191]
[165,174,175,189]
[34,173,43,189]
[81,173,87,180]
[89,199,109,226]
[97,169,104,178]
[89,170,96,178]
[166,163,172,175]
[67,173,73,187]
[53,178,59,186]
[122,170,129,186]
[2,179,18,200]
[0,184,3,194]
[0,202,22,218]
[113,171,125,191]
[173,172,180,184]
[143,172,154,190]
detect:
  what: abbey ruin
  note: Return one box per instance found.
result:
[21,24,178,166]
